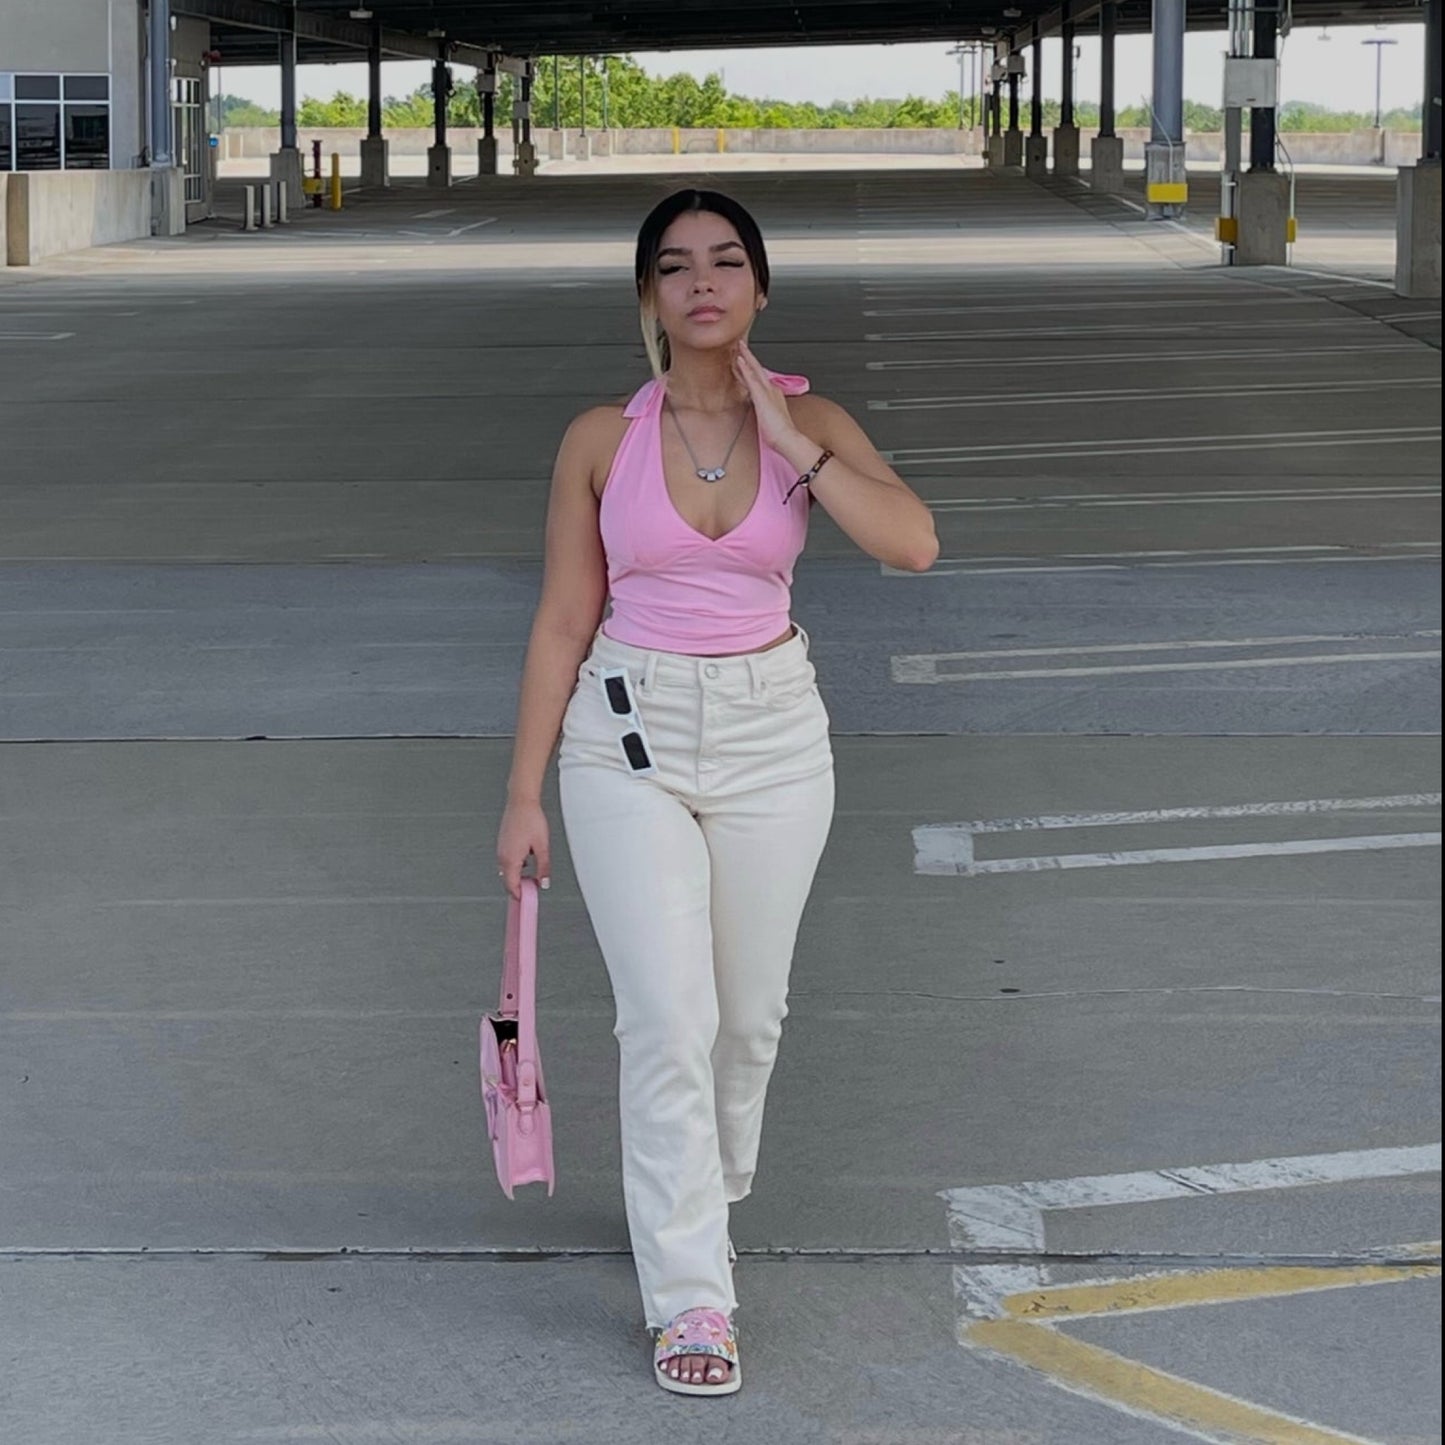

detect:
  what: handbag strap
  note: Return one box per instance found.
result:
[500,878,541,1110]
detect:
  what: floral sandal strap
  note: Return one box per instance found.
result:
[654,1306,739,1373]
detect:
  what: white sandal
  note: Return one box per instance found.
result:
[653,1306,742,1396]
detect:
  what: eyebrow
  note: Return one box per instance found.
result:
[657,241,747,260]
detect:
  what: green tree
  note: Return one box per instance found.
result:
[298,91,366,126]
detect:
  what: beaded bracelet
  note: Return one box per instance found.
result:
[783,449,834,505]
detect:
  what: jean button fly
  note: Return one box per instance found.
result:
[704,664,720,679]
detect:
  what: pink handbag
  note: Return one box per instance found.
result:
[479,878,555,1199]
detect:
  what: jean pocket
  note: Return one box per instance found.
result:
[763,672,819,712]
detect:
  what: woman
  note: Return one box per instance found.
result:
[496,188,937,1396]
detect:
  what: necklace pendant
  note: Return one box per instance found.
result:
[697,467,726,482]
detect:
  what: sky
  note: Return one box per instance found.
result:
[222,24,1426,117]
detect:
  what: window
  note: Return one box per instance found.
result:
[0,74,109,170]
[16,104,61,169]
[173,76,203,202]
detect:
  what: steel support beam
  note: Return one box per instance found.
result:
[1250,1,1278,169]
[174,0,495,68]
[1061,7,1076,125]
[1146,0,1186,218]
[278,3,297,151]
[1425,0,1442,160]
[1099,0,1117,136]
[148,0,172,166]
[1031,37,1044,136]
[367,18,382,138]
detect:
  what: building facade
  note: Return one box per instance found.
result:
[0,0,212,220]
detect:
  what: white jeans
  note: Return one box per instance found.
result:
[558,624,835,1329]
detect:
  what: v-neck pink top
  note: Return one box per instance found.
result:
[598,371,813,656]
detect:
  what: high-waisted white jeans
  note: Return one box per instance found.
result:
[558,623,835,1330]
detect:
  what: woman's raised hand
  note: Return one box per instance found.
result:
[731,341,802,453]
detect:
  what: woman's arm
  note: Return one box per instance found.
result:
[734,343,939,573]
[504,409,615,807]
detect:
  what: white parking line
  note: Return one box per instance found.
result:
[868,317,1392,342]
[927,484,1439,513]
[892,630,1443,682]
[881,542,1441,576]
[864,295,1319,318]
[882,425,1442,467]
[913,793,1442,877]
[0,333,75,342]
[864,342,1423,371]
[869,378,1439,411]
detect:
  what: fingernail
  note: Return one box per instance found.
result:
[540,878,550,890]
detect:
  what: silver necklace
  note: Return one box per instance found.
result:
[665,398,751,483]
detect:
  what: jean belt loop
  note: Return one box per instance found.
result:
[795,623,810,655]
[746,653,765,699]
[642,650,661,695]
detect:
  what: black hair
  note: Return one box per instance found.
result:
[634,189,771,376]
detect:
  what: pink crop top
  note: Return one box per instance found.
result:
[598,371,813,656]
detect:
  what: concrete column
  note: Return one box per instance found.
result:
[1003,67,1023,166]
[360,138,389,187]
[573,133,594,162]
[477,59,498,175]
[428,47,451,186]
[514,60,539,175]
[1025,40,1047,179]
[1424,0,1442,162]
[547,129,567,161]
[1395,0,1441,296]
[1055,5,1080,177]
[1145,0,1186,218]
[1055,125,1081,177]
[360,20,388,188]
[271,6,303,203]
[1395,160,1441,297]
[1090,1,1123,191]
[1235,168,1290,264]
[1091,135,1124,191]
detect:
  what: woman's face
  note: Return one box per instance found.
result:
[651,210,763,355]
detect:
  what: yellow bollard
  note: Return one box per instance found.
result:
[672,126,681,155]
[717,128,726,154]
[328,152,342,211]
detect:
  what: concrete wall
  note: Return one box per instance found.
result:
[0,0,111,70]
[110,0,146,168]
[218,124,1422,168]
[5,167,152,266]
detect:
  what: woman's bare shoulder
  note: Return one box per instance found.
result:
[558,402,632,498]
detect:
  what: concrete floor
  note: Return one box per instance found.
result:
[1,165,1440,1445]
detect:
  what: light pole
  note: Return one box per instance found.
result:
[1361,36,1397,128]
